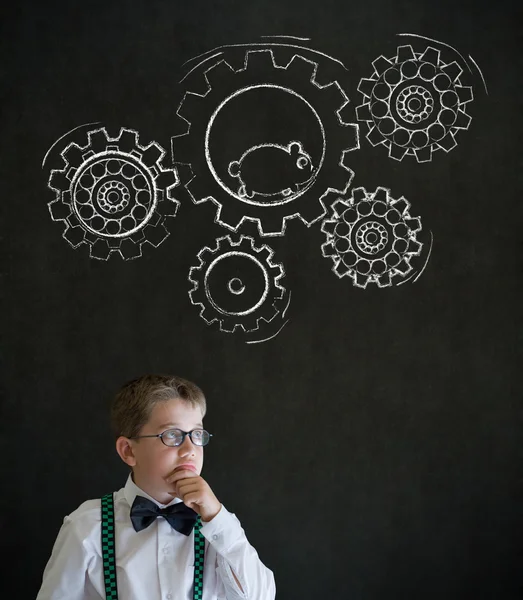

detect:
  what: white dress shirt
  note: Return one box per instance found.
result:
[36,473,276,600]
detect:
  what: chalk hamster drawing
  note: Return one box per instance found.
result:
[228,141,314,199]
[172,46,359,236]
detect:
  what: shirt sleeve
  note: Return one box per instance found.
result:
[199,505,276,600]
[35,515,95,600]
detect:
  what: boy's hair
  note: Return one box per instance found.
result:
[110,374,207,440]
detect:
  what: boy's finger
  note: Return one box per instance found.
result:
[165,469,199,483]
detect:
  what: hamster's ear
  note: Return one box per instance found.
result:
[288,142,302,156]
[228,161,240,177]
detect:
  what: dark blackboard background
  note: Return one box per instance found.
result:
[2,0,522,598]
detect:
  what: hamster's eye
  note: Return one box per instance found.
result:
[297,156,309,169]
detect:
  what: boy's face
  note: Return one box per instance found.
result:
[120,397,205,504]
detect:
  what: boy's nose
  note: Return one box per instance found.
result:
[178,435,196,453]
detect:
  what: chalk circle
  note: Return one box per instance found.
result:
[204,251,271,317]
[228,277,246,295]
[205,85,325,206]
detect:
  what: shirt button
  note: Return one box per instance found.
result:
[212,534,219,540]
[163,547,169,554]
[166,594,172,599]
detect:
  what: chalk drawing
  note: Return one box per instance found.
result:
[188,235,288,335]
[357,44,474,162]
[47,127,179,260]
[173,48,359,236]
[321,186,424,288]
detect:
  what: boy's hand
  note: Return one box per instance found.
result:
[165,469,222,522]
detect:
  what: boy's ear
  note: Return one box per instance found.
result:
[115,436,137,467]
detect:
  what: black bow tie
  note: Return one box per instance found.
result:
[130,495,198,535]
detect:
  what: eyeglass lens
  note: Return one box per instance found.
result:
[162,428,210,446]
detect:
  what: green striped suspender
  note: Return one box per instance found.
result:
[101,493,205,600]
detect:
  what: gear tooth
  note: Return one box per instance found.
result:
[87,128,111,154]
[456,86,474,105]
[48,170,71,192]
[256,212,286,236]
[188,268,200,287]
[321,241,337,257]
[204,59,237,88]
[257,246,271,263]
[178,92,206,124]
[321,220,337,236]
[366,125,385,147]
[356,102,373,122]
[405,217,422,233]
[414,146,433,163]
[285,54,318,83]
[119,238,143,259]
[357,78,377,97]
[354,273,370,288]
[338,103,356,125]
[147,211,162,228]
[332,199,349,215]
[237,235,253,251]
[407,239,423,255]
[441,60,463,82]
[245,49,277,71]
[373,187,389,203]
[343,125,360,152]
[298,198,326,226]
[352,187,368,203]
[158,194,180,217]
[315,82,347,113]
[333,260,349,278]
[116,129,140,154]
[258,303,278,325]
[391,198,409,215]
[198,246,214,263]
[325,165,354,195]
[216,203,243,231]
[173,163,194,188]
[372,55,394,76]
[396,45,416,63]
[201,307,219,326]
[89,238,112,260]
[274,263,285,282]
[62,144,85,169]
[219,319,238,333]
[376,271,393,288]
[419,46,440,66]
[389,143,409,161]
[143,223,169,248]
[63,225,86,248]
[186,175,213,204]
[453,109,472,130]
[436,131,457,152]
[48,199,72,221]
[394,258,413,276]
[156,168,178,190]
[140,143,164,168]
[322,189,343,211]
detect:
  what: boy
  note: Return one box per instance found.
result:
[36,374,276,600]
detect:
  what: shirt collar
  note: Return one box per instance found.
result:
[123,471,183,509]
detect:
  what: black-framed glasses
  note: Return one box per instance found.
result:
[129,428,212,447]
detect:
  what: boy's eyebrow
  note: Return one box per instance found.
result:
[157,422,204,430]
